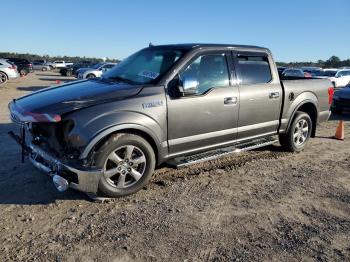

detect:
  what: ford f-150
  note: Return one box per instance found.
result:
[8,44,334,198]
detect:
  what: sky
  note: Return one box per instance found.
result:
[1,0,349,62]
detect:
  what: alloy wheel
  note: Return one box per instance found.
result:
[103,145,146,189]
[293,119,309,146]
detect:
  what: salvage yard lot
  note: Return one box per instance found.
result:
[0,71,350,261]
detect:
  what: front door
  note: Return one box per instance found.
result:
[167,51,239,155]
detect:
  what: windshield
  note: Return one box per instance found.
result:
[103,48,184,84]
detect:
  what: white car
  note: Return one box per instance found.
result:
[52,61,74,68]
[329,69,350,88]
[77,63,116,79]
[0,59,19,86]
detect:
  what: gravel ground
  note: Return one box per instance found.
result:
[0,71,350,261]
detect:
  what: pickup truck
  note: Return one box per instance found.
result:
[52,61,74,68]
[8,44,333,198]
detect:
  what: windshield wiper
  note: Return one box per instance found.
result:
[106,76,136,85]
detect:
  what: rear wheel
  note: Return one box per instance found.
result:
[20,69,27,76]
[279,112,312,152]
[95,133,156,197]
[87,74,96,79]
[0,72,7,85]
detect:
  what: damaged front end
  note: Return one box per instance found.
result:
[8,101,102,194]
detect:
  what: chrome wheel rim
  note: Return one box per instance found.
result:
[0,73,6,84]
[103,145,146,189]
[293,119,309,146]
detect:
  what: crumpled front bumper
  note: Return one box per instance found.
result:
[9,130,102,194]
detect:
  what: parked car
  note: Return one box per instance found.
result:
[60,61,95,76]
[302,69,323,78]
[282,68,305,78]
[277,66,287,77]
[77,63,116,79]
[329,69,350,88]
[32,61,51,71]
[52,61,74,68]
[331,84,350,114]
[322,69,338,77]
[8,44,332,197]
[0,59,19,85]
[5,58,33,76]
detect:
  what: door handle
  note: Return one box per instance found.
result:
[269,92,280,99]
[224,97,238,105]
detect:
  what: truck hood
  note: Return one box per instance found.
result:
[10,79,143,117]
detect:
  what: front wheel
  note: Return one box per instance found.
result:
[95,133,156,197]
[279,112,312,152]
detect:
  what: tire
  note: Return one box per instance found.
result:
[87,74,96,79]
[20,69,26,76]
[279,111,312,152]
[0,72,7,85]
[95,133,156,197]
[42,67,47,71]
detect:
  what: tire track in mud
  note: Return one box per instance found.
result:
[152,147,289,184]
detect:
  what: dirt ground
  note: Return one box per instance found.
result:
[0,71,350,261]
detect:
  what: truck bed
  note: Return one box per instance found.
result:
[279,78,333,133]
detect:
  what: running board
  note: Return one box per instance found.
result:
[166,137,279,168]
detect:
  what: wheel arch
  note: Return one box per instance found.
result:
[0,70,9,80]
[80,124,164,166]
[287,101,318,138]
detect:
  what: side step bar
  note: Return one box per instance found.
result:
[166,137,279,168]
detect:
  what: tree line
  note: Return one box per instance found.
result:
[0,52,120,63]
[277,56,350,68]
[1,52,349,69]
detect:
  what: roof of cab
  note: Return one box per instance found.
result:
[148,43,268,51]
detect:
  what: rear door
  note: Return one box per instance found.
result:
[232,50,282,140]
[167,51,239,155]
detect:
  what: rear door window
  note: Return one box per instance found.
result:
[235,53,272,85]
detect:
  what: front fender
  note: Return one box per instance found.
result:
[65,107,167,162]
[79,122,165,161]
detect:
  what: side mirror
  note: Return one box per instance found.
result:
[178,77,199,96]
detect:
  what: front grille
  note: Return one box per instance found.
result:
[335,99,350,107]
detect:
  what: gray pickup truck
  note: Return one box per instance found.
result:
[8,44,334,198]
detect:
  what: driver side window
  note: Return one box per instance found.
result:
[179,54,229,95]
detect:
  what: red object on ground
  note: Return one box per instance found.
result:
[55,80,61,84]
[334,121,345,140]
